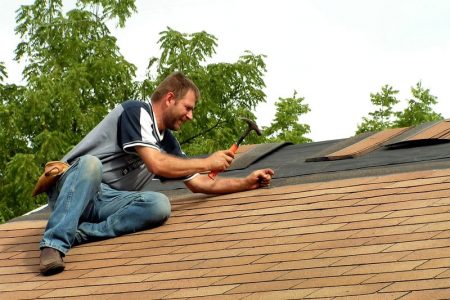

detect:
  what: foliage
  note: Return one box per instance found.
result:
[1,2,312,222]
[0,0,137,222]
[140,28,312,155]
[356,85,399,134]
[141,28,268,155]
[394,82,443,127]
[263,91,311,144]
[356,82,443,134]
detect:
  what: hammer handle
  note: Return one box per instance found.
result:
[208,143,239,180]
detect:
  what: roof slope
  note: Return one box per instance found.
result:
[2,166,450,299]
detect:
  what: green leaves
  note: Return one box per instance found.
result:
[0,153,42,222]
[1,6,312,222]
[263,91,312,144]
[143,28,268,155]
[357,82,443,134]
[356,85,399,134]
[1,0,137,223]
[395,82,443,127]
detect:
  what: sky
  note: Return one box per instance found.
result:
[1,0,450,142]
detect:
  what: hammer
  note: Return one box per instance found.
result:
[208,117,262,179]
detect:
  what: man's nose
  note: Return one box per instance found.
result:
[186,110,193,120]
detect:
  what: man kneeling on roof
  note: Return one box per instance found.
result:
[37,71,274,276]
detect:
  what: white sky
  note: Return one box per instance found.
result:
[1,0,450,142]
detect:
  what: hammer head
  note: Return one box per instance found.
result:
[241,117,262,136]
[236,117,262,146]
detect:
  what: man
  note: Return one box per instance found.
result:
[39,72,274,276]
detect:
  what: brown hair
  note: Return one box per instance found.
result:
[151,72,200,103]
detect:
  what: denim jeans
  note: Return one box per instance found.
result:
[40,155,171,255]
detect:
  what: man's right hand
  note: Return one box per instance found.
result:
[206,150,235,172]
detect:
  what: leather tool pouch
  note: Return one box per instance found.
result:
[32,161,70,197]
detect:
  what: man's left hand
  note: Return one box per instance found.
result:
[246,169,275,189]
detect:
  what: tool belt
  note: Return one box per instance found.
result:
[32,161,70,197]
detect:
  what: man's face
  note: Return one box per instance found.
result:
[164,89,196,131]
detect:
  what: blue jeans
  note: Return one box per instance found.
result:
[40,155,171,255]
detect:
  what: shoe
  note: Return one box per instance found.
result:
[39,247,65,276]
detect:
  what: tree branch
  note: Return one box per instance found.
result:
[180,117,227,145]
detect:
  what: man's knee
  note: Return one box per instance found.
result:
[142,192,171,224]
[78,155,102,182]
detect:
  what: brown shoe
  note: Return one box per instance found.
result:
[40,247,65,276]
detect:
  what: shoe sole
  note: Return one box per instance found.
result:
[40,262,65,276]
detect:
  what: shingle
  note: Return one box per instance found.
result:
[308,127,408,161]
[342,260,425,275]
[204,263,277,277]
[78,265,147,278]
[0,281,47,292]
[381,277,450,292]
[415,220,450,232]
[302,237,373,251]
[39,273,153,290]
[104,289,176,300]
[306,283,390,298]
[213,270,288,285]
[400,247,450,261]
[193,255,263,269]
[365,268,447,284]
[225,279,304,294]
[242,288,319,300]
[331,251,412,267]
[398,288,450,300]
[3,139,450,299]
[0,289,53,300]
[164,285,238,298]
[417,257,450,269]
[294,274,375,289]
[364,232,437,246]
[150,276,225,290]
[38,285,105,298]
[268,257,342,271]
[332,292,408,300]
[408,119,450,140]
[278,265,355,280]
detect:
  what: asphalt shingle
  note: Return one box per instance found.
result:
[2,165,450,299]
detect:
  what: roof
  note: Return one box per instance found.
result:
[2,120,450,299]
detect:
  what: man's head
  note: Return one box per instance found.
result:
[151,72,200,104]
[152,72,200,131]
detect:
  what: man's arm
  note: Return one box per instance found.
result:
[135,146,234,178]
[184,169,274,194]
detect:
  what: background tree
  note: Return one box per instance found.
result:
[356,85,399,134]
[140,28,268,155]
[0,0,137,222]
[263,91,311,144]
[395,81,443,127]
[356,82,443,134]
[0,63,29,223]
[0,2,311,222]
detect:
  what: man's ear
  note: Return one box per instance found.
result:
[165,92,176,106]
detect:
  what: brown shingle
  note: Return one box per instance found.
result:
[2,166,450,299]
[165,285,238,298]
[306,283,390,298]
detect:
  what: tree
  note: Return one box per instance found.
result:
[356,85,399,134]
[395,81,443,127]
[263,91,311,144]
[0,63,30,223]
[0,0,137,222]
[140,27,268,155]
[1,2,311,222]
[356,82,443,134]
